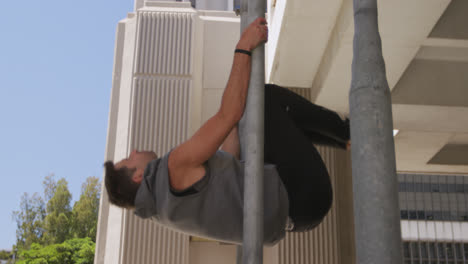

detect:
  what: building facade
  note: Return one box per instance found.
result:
[399,173,468,263]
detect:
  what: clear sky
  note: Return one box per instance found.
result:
[0,0,133,250]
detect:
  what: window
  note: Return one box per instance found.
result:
[403,242,411,258]
[411,242,420,258]
[438,243,446,259]
[440,184,448,192]
[464,244,468,260]
[455,243,463,260]
[426,213,434,220]
[428,243,437,259]
[424,183,432,192]
[418,211,426,220]
[420,242,428,259]
[448,184,456,192]
[401,211,409,219]
[400,182,407,192]
[403,241,468,263]
[447,243,454,260]
[398,174,468,262]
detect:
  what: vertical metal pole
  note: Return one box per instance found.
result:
[236,246,243,264]
[349,0,403,263]
[237,0,265,262]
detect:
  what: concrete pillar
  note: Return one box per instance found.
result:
[349,0,403,263]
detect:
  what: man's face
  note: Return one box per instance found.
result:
[115,150,158,171]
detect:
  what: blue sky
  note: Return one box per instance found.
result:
[0,0,133,250]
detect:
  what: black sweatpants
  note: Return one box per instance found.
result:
[263,84,349,232]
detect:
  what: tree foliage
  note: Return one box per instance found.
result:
[12,174,101,263]
[72,177,101,241]
[17,237,95,264]
[12,192,46,251]
[43,177,73,245]
[0,250,13,260]
[43,174,58,202]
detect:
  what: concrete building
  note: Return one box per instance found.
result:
[95,0,468,263]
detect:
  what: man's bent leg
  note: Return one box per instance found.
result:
[264,92,333,232]
[265,84,349,149]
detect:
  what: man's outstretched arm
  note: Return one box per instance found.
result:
[168,18,268,190]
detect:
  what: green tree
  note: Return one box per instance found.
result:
[71,177,101,241]
[17,238,94,264]
[0,250,12,260]
[43,174,57,202]
[43,177,73,244]
[12,192,46,251]
[12,174,99,263]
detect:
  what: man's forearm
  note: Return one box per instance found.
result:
[218,17,267,126]
[218,47,252,124]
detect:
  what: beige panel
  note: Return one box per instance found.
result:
[391,59,468,107]
[394,130,468,174]
[120,78,192,264]
[277,146,355,264]
[188,242,278,264]
[189,243,237,264]
[118,8,196,264]
[201,17,240,89]
[99,13,140,264]
[95,20,128,264]
[429,0,468,40]
[201,88,223,124]
[124,214,189,264]
[134,11,193,76]
[130,78,191,153]
[428,144,468,166]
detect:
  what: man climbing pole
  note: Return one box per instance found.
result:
[104,17,350,245]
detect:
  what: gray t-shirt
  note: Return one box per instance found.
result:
[134,150,289,246]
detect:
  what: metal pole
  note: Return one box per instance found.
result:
[349,0,403,263]
[237,0,265,262]
[236,246,243,264]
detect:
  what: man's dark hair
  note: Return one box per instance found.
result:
[104,161,140,209]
